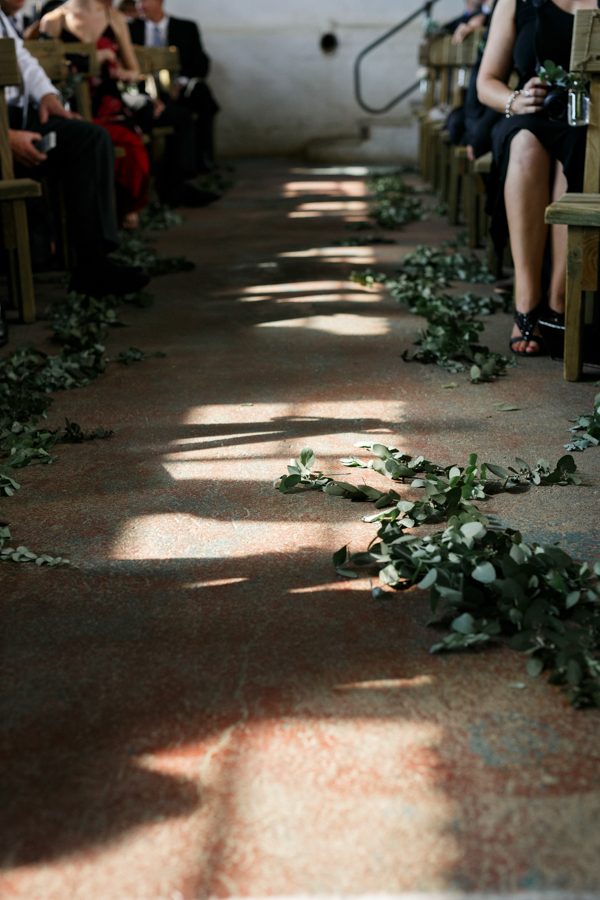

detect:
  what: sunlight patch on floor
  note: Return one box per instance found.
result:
[334,676,435,692]
[279,247,374,259]
[256,313,390,337]
[176,400,407,432]
[238,292,380,305]
[289,199,369,219]
[283,180,369,198]
[290,165,394,176]
[279,246,377,266]
[241,279,365,296]
[183,577,249,589]
[109,519,359,561]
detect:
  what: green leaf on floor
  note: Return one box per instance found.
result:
[494,402,522,412]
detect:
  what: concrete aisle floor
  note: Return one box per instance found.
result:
[1,160,600,899]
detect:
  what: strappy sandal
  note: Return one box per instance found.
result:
[509,308,546,357]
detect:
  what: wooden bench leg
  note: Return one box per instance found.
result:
[448,150,463,225]
[13,201,36,323]
[2,201,36,324]
[564,228,585,381]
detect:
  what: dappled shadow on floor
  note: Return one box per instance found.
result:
[2,161,600,895]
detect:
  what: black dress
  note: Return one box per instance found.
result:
[488,0,594,250]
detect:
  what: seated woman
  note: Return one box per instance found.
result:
[41,0,150,229]
[477,0,598,356]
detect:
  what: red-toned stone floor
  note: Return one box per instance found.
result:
[1,160,600,899]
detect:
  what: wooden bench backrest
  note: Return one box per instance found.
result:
[22,39,99,120]
[571,9,600,192]
[421,31,483,110]
[134,44,180,96]
[59,41,100,77]
[0,38,19,179]
[59,41,99,121]
[457,29,482,68]
[22,40,68,82]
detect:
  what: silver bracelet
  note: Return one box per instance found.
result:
[504,89,521,118]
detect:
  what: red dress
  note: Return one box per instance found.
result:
[63,26,150,215]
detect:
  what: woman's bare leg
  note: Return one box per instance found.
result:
[548,161,568,315]
[504,130,551,353]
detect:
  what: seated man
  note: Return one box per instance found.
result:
[129,0,219,173]
[0,0,31,37]
[0,9,149,299]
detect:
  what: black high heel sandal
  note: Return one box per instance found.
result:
[509,308,546,357]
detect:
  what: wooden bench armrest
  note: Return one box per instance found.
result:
[0,179,43,200]
[545,192,600,227]
[473,152,492,174]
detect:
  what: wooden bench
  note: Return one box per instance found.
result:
[25,40,100,122]
[544,8,600,380]
[133,44,180,98]
[132,45,180,162]
[417,33,451,185]
[446,30,483,224]
[0,38,42,324]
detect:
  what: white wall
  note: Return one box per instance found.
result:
[167,1,464,159]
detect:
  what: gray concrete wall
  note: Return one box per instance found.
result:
[168,0,463,158]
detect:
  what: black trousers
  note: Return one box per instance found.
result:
[152,100,198,203]
[11,107,120,262]
[176,81,219,170]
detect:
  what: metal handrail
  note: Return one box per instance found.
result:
[353,0,443,115]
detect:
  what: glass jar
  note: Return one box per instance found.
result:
[568,77,590,127]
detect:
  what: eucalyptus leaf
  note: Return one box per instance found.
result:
[461,521,486,541]
[452,612,476,635]
[417,568,438,590]
[527,657,544,678]
[472,562,497,584]
[332,545,348,567]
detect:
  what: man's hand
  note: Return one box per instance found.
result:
[39,92,75,123]
[9,130,47,168]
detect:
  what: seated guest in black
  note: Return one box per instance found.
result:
[129,0,220,172]
[1,8,148,298]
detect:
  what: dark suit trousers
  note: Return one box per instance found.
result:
[153,100,198,202]
[11,109,120,261]
[177,82,219,169]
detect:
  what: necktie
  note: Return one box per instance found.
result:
[151,24,162,47]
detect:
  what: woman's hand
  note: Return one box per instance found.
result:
[513,77,548,114]
[97,47,118,65]
[114,67,141,82]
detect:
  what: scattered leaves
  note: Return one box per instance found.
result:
[276,446,598,707]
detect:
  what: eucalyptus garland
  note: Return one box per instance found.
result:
[352,245,510,380]
[365,172,425,229]
[0,205,189,564]
[276,446,600,708]
[565,393,600,452]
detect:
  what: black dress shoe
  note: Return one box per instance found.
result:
[0,301,8,348]
[69,259,150,297]
[176,183,222,208]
